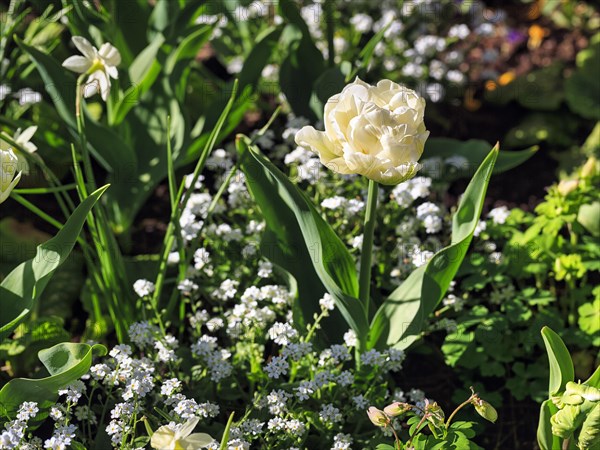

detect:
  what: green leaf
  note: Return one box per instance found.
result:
[237,136,368,340]
[541,326,575,396]
[566,33,600,120]
[369,145,499,350]
[585,365,600,389]
[165,25,212,75]
[0,185,109,338]
[423,138,536,176]
[237,26,283,89]
[0,342,107,419]
[112,35,165,125]
[537,399,561,450]
[578,202,600,237]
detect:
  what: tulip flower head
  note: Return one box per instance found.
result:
[62,36,121,101]
[295,78,429,185]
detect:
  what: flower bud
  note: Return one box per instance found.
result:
[581,156,598,178]
[367,407,389,427]
[472,397,498,423]
[384,402,411,417]
[557,179,579,197]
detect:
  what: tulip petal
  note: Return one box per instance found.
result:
[62,55,92,73]
[71,36,96,60]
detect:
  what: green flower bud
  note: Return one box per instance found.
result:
[367,407,389,427]
[384,402,411,417]
[472,397,498,424]
[578,403,600,450]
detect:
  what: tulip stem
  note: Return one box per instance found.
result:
[359,178,378,318]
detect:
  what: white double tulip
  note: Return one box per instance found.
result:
[295,78,429,185]
[62,36,121,101]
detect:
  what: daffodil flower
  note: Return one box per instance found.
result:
[150,417,213,450]
[62,36,121,101]
[0,126,38,175]
[0,148,21,204]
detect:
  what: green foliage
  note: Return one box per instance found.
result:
[438,156,600,404]
[0,342,107,420]
[566,33,600,120]
[537,327,600,450]
[369,146,498,350]
[237,135,367,342]
[0,185,108,339]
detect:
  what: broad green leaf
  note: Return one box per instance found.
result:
[369,146,499,350]
[566,33,600,120]
[0,342,107,419]
[237,136,368,340]
[0,185,109,338]
[541,326,575,396]
[537,399,561,450]
[15,37,137,172]
[578,202,600,237]
[278,0,326,120]
[165,26,212,74]
[237,26,283,89]
[424,138,536,176]
[112,38,165,125]
[585,365,600,389]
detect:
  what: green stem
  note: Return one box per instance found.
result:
[445,394,475,430]
[359,178,378,318]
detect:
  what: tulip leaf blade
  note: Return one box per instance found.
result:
[424,138,536,177]
[237,135,368,341]
[541,326,575,396]
[369,145,499,350]
[0,185,108,338]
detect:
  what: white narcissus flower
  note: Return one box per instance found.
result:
[150,417,213,450]
[295,78,430,185]
[0,148,21,204]
[0,126,38,175]
[62,36,121,101]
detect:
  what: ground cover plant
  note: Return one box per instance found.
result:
[0,0,598,449]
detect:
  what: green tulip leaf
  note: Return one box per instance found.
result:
[0,185,108,338]
[237,135,368,341]
[541,326,575,396]
[369,145,499,350]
